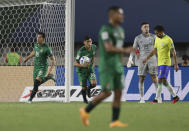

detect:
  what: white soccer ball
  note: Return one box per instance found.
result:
[79,56,90,65]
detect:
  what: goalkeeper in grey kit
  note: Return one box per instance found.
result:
[74,36,97,104]
[127,22,162,103]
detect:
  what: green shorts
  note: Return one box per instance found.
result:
[77,72,97,87]
[99,71,124,91]
[33,68,48,81]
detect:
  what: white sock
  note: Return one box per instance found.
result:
[139,81,144,98]
[164,82,176,97]
[155,83,162,100]
[154,82,158,91]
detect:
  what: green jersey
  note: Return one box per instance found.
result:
[76,44,97,73]
[7,52,20,66]
[34,42,53,70]
[98,24,125,74]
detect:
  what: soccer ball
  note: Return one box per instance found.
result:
[79,56,90,65]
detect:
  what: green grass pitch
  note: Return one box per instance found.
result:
[0,102,189,131]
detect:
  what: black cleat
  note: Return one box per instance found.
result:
[87,88,91,98]
[84,99,88,104]
[172,96,179,104]
[149,99,158,104]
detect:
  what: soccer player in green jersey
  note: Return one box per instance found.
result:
[143,25,179,104]
[74,36,97,104]
[24,32,56,103]
[80,6,133,127]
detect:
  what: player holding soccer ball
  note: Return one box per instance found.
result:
[127,22,161,103]
[80,6,133,127]
[143,25,180,104]
[74,36,97,104]
[24,32,56,103]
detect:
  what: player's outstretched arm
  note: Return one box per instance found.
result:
[143,48,157,64]
[23,51,35,63]
[171,48,179,72]
[104,42,133,54]
[46,56,56,76]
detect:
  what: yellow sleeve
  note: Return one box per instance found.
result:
[168,37,174,49]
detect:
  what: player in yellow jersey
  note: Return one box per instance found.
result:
[143,25,179,104]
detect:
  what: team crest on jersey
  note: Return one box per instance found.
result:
[114,32,119,37]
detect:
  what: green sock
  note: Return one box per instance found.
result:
[85,102,96,113]
[112,107,120,121]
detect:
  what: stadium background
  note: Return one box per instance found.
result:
[74,0,189,65]
[0,0,189,102]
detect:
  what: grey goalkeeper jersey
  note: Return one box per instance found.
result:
[133,33,157,64]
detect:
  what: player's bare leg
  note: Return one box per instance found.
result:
[162,79,179,104]
[27,77,42,103]
[80,91,111,126]
[110,89,128,127]
[151,75,162,103]
[139,76,145,103]
[87,80,96,98]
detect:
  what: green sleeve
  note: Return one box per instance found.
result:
[76,50,81,63]
[34,42,37,50]
[99,26,112,43]
[47,47,53,57]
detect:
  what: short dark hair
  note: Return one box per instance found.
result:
[10,48,14,52]
[84,36,91,41]
[154,25,165,32]
[38,32,45,38]
[108,6,121,13]
[182,55,189,61]
[141,22,149,27]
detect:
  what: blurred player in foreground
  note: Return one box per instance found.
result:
[80,6,133,127]
[24,32,56,103]
[143,25,179,104]
[74,36,97,104]
[127,22,161,103]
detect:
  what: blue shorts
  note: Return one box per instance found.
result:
[158,65,170,79]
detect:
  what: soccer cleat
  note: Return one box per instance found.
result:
[26,100,32,104]
[80,107,90,126]
[157,97,162,103]
[139,98,145,103]
[109,120,128,128]
[172,96,179,104]
[84,99,88,104]
[48,73,56,83]
[87,88,91,98]
[149,99,158,104]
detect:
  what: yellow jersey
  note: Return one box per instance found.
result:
[154,35,174,66]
